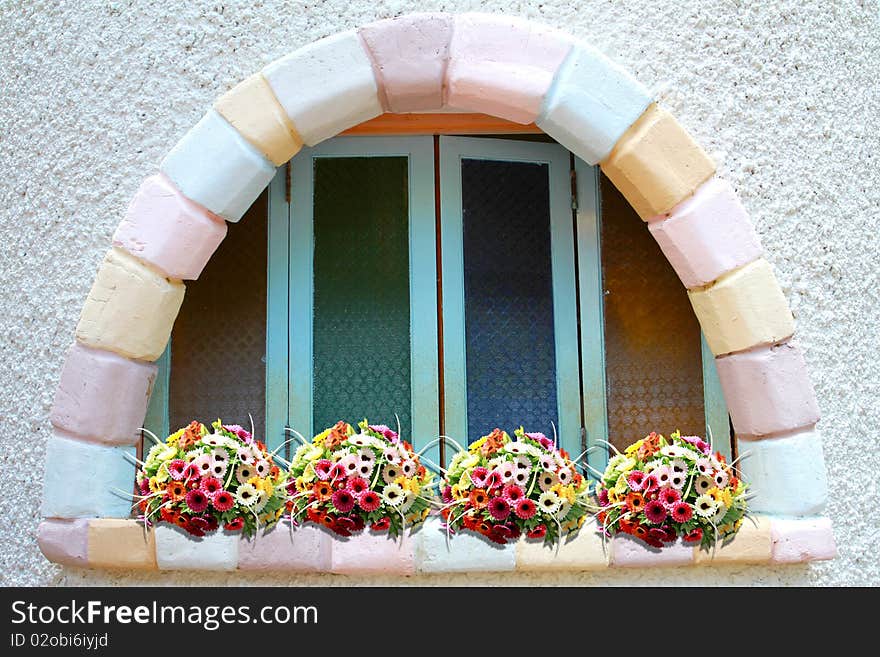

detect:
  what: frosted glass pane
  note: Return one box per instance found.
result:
[600,173,705,450]
[312,157,412,436]
[461,158,559,439]
[169,192,267,438]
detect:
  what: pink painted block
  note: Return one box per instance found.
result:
[609,534,695,568]
[38,519,90,567]
[238,525,332,572]
[446,13,573,123]
[360,13,453,113]
[331,530,415,575]
[648,177,763,288]
[771,517,837,563]
[716,341,820,438]
[113,173,227,280]
[51,342,157,446]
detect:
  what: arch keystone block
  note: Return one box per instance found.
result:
[112,174,227,281]
[88,519,157,569]
[41,431,135,518]
[771,517,837,563]
[446,13,573,124]
[600,104,716,219]
[716,342,820,438]
[648,177,763,289]
[214,74,304,166]
[160,109,276,222]
[515,529,608,571]
[359,13,453,113]
[263,30,383,147]
[76,248,185,362]
[51,343,157,446]
[37,519,89,567]
[738,427,828,516]
[688,258,794,356]
[538,43,652,165]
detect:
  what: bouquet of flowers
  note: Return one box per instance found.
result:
[135,420,289,537]
[287,420,435,537]
[594,431,748,549]
[440,428,592,545]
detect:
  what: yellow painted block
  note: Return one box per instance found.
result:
[215,73,304,166]
[694,515,772,564]
[688,258,794,356]
[76,248,185,361]
[600,104,715,219]
[515,528,609,571]
[88,519,157,569]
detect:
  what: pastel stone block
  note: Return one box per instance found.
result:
[331,530,415,575]
[263,30,383,146]
[648,177,763,288]
[41,431,135,518]
[155,525,239,571]
[160,108,276,222]
[716,342,820,438]
[738,428,828,516]
[694,515,772,564]
[359,13,453,113]
[771,517,837,563]
[238,525,332,572]
[610,534,695,568]
[515,528,608,571]
[214,73,304,166]
[88,519,157,569]
[446,13,573,124]
[51,342,156,446]
[415,519,516,573]
[112,174,227,280]
[75,248,185,362]
[37,519,90,567]
[538,43,652,164]
[600,104,716,219]
[688,258,795,356]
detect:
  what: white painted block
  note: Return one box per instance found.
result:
[538,43,652,164]
[610,534,695,568]
[160,109,276,222]
[155,525,239,571]
[414,518,515,573]
[738,428,828,516]
[263,30,383,146]
[41,431,135,518]
[771,517,837,563]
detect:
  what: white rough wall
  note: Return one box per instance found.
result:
[1,0,877,586]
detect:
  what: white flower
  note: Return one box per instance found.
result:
[654,465,671,487]
[694,475,714,496]
[539,454,554,470]
[202,433,224,447]
[554,452,567,469]
[348,433,367,447]
[537,490,561,515]
[695,458,712,476]
[356,461,374,479]
[556,500,572,520]
[497,462,516,482]
[400,490,417,513]
[669,472,686,490]
[643,461,657,474]
[538,471,558,492]
[711,504,728,525]
[714,470,730,489]
[504,442,526,454]
[557,468,572,485]
[237,448,254,465]
[383,448,400,464]
[210,460,228,479]
[254,491,270,514]
[514,454,532,470]
[382,483,406,506]
[694,494,717,518]
[211,447,229,463]
[194,454,213,477]
[400,460,416,478]
[253,459,271,478]
[669,459,688,474]
[522,443,542,458]
[235,483,259,507]
[512,469,530,487]
[660,445,690,459]
[330,449,348,462]
[236,463,256,485]
[357,447,376,463]
[340,454,359,477]
[487,457,504,470]
[382,463,402,484]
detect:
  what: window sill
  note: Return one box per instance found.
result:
[38,515,835,573]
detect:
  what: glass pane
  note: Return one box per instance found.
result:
[461,158,559,439]
[169,192,267,439]
[312,157,412,436]
[600,173,705,450]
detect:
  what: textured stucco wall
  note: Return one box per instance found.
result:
[1,0,878,586]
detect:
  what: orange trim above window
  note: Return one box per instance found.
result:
[340,113,544,136]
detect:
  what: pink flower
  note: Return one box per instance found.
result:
[369,424,399,442]
[502,484,524,503]
[658,487,681,509]
[223,424,252,442]
[200,477,223,497]
[488,497,511,520]
[485,470,503,489]
[212,490,234,512]
[314,459,333,481]
[514,498,537,520]
[168,459,187,480]
[642,474,659,492]
[470,466,489,488]
[626,470,646,491]
[597,488,610,507]
[331,489,356,513]
[671,502,693,523]
[347,476,369,497]
[644,499,667,524]
[442,485,453,503]
[329,462,346,481]
[358,490,381,512]
[185,489,209,513]
[526,432,553,450]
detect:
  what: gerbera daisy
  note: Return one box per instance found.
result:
[513,454,532,470]
[539,454,555,470]
[502,484,524,503]
[193,454,213,477]
[556,500,571,520]
[469,466,490,488]
[526,524,547,539]
[331,489,356,513]
[694,494,717,518]
[659,487,681,509]
[167,481,187,501]
[358,490,381,512]
[382,464,401,484]
[313,481,333,501]
[714,470,730,489]
[313,459,333,481]
[441,485,453,504]
[236,447,254,464]
[167,459,187,480]
[694,475,714,496]
[537,490,561,515]
[669,472,686,490]
[371,517,391,531]
[514,498,537,520]
[400,459,416,478]
[488,496,511,520]
[644,499,668,524]
[212,490,235,512]
[382,447,400,464]
[557,468,572,485]
[695,458,712,476]
[538,471,558,492]
[598,488,610,507]
[512,469,530,486]
[200,476,223,496]
[382,483,406,506]
[626,491,645,514]
[235,483,259,507]
[642,473,659,492]
[357,447,376,463]
[347,476,369,496]
[627,470,646,491]
[356,461,374,479]
[485,470,503,489]
[654,466,672,487]
[185,489,209,513]
[496,461,516,482]
[251,459,269,479]
[224,517,244,531]
[369,424,398,441]
[236,463,255,485]
[683,527,703,543]
[669,459,688,474]
[469,488,489,509]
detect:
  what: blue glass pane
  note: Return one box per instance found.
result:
[461,158,559,440]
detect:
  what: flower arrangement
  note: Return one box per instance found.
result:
[135,420,289,537]
[286,420,435,537]
[440,428,592,545]
[594,431,748,549]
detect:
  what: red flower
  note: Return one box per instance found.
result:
[683,527,704,543]
[659,487,681,509]
[200,477,223,497]
[331,489,356,513]
[185,489,209,513]
[347,477,369,497]
[527,524,547,539]
[514,498,537,520]
[644,499,668,524]
[488,497,511,520]
[671,501,693,523]
[358,490,381,512]
[371,517,391,532]
[212,490,235,512]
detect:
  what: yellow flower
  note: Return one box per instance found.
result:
[154,466,170,484]
[707,487,723,504]
[312,427,332,446]
[469,436,488,453]
[608,488,620,504]
[166,428,185,446]
[148,476,162,493]
[721,488,734,509]
[301,463,317,484]
[614,474,628,495]
[451,484,467,501]
[625,439,643,457]
[295,476,309,492]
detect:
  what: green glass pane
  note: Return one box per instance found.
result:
[312,157,412,436]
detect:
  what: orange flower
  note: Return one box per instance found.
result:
[477,520,492,535]
[255,440,267,453]
[179,420,203,451]
[469,488,489,509]
[313,481,333,501]
[325,421,349,450]
[462,512,479,530]
[269,465,280,478]
[307,507,326,525]
[401,440,414,453]
[619,517,639,535]
[480,428,506,457]
[638,432,662,461]
[633,524,649,540]
[440,507,451,521]
[626,491,645,514]
[284,500,294,513]
[729,476,739,490]
[167,481,187,501]
[597,511,607,526]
